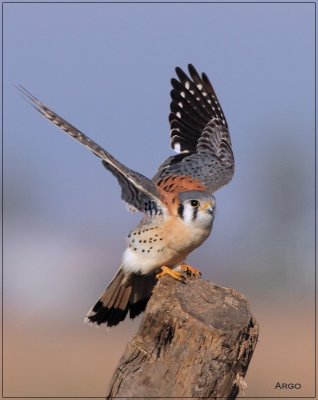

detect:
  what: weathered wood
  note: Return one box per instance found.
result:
[107,275,259,399]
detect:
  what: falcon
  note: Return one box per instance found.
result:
[18,64,234,327]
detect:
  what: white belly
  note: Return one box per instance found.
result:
[121,215,212,275]
[122,246,184,274]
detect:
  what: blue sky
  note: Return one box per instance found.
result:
[3,2,316,397]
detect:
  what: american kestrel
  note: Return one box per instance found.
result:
[18,64,234,327]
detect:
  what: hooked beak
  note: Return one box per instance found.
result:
[200,200,214,215]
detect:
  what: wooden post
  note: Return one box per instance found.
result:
[107,275,259,399]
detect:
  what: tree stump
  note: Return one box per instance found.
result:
[107,275,259,399]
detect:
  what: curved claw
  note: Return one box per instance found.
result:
[180,263,202,278]
[156,266,186,282]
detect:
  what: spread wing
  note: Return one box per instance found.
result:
[153,64,234,193]
[17,86,166,216]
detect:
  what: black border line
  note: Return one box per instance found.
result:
[1,1,3,400]
[315,2,317,398]
[1,1,317,3]
[1,1,316,399]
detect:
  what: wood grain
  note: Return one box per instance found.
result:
[107,275,259,399]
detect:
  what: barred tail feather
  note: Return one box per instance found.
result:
[85,267,156,327]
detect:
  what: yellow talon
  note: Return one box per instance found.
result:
[156,266,185,282]
[180,263,202,278]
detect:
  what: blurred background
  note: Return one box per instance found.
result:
[2,2,315,398]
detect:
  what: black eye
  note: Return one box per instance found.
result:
[190,200,200,207]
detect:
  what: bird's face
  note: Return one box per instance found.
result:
[177,191,216,229]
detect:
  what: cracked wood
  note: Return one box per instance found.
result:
[107,275,259,399]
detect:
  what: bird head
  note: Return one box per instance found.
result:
[176,191,216,229]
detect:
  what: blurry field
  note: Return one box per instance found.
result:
[3,303,315,397]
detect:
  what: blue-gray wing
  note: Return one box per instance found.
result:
[18,86,166,215]
[153,64,234,193]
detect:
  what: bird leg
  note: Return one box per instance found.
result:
[180,263,202,278]
[156,266,185,282]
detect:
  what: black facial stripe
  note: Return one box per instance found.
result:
[192,207,198,221]
[177,203,184,219]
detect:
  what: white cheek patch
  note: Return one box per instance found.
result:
[182,203,194,225]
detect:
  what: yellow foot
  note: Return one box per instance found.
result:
[180,263,202,278]
[156,266,185,282]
